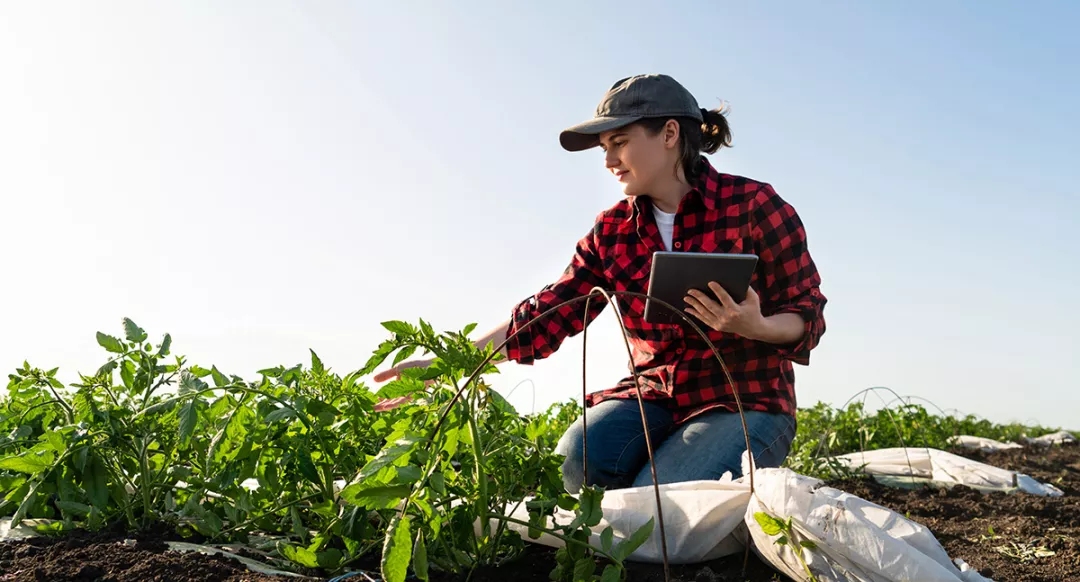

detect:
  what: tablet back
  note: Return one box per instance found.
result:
[642,252,759,325]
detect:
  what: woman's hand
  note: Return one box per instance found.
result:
[684,283,768,340]
[371,358,435,412]
[684,283,807,345]
[372,358,435,383]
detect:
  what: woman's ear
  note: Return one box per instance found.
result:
[663,119,680,149]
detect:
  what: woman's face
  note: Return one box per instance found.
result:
[598,120,680,197]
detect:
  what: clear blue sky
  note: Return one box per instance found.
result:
[1,1,1077,428]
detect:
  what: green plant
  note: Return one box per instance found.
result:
[341,319,651,582]
[754,512,819,582]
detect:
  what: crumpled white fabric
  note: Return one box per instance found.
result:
[831,447,1063,497]
[947,435,1023,453]
[1022,430,1078,446]
[493,474,751,564]
[745,468,995,582]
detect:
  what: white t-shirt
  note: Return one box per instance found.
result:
[651,204,676,251]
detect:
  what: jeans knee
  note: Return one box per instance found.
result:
[556,423,585,493]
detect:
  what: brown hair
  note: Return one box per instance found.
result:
[636,107,732,180]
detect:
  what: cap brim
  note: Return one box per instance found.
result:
[559,116,642,152]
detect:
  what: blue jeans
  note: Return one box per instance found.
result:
[555,399,797,492]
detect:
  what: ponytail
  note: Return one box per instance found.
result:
[699,107,732,154]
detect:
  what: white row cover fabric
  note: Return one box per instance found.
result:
[831,447,1063,497]
[495,476,751,564]
[1023,430,1078,446]
[503,462,994,580]
[746,468,994,582]
[947,435,1022,453]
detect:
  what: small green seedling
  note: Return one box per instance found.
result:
[754,512,819,582]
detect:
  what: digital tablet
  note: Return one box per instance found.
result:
[643,252,759,325]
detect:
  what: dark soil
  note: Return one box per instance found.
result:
[1,444,1075,581]
[0,528,302,582]
[447,546,782,582]
[830,443,1080,582]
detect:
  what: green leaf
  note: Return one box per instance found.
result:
[600,564,621,582]
[85,454,109,510]
[356,437,423,482]
[257,366,283,377]
[120,361,135,389]
[179,399,199,445]
[305,398,339,425]
[96,360,118,377]
[263,462,280,491]
[441,426,460,458]
[359,340,396,376]
[341,505,371,541]
[573,557,596,581]
[382,514,413,582]
[44,431,67,455]
[413,530,429,582]
[612,517,654,562]
[381,321,414,336]
[394,465,423,484]
[463,322,478,336]
[800,540,817,549]
[339,484,410,509]
[179,370,207,394]
[376,378,426,400]
[10,478,44,528]
[391,345,418,367]
[316,548,343,569]
[0,449,55,474]
[188,365,212,378]
[600,526,613,553]
[264,407,296,424]
[123,318,147,343]
[429,472,445,495]
[211,366,229,388]
[754,512,784,536]
[57,500,92,516]
[310,349,325,375]
[776,535,789,546]
[280,543,321,568]
[578,486,603,528]
[297,450,320,485]
[158,334,172,357]
[96,332,125,354]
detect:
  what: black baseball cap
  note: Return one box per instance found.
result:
[560,74,703,152]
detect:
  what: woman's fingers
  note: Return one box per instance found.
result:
[373,358,431,383]
[686,289,723,317]
[708,282,736,308]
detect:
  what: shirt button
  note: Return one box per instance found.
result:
[673,241,682,249]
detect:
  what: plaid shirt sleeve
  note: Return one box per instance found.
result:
[751,184,827,365]
[504,222,609,365]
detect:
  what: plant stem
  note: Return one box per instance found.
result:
[139,437,154,526]
[467,388,491,546]
[215,492,324,537]
[482,512,625,571]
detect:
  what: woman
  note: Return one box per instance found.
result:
[375,73,826,492]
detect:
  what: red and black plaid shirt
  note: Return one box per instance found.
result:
[504,156,826,424]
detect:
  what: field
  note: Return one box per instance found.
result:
[0,319,1076,581]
